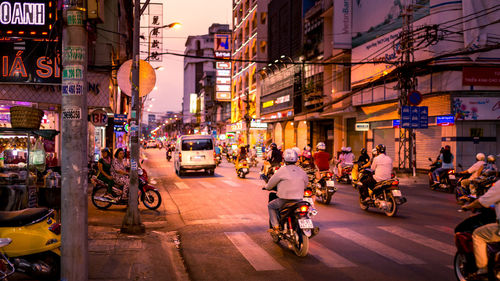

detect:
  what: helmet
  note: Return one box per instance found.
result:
[371,148,378,156]
[341,146,346,152]
[317,142,326,150]
[292,147,301,156]
[376,144,386,154]
[270,143,277,149]
[476,153,486,161]
[487,155,496,163]
[346,147,352,152]
[283,149,298,163]
[304,145,311,151]
[360,148,367,154]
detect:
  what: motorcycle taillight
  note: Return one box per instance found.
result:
[304,189,312,197]
[391,180,399,186]
[49,223,61,235]
[448,170,455,174]
[327,172,333,178]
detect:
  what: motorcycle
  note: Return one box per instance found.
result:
[260,162,281,183]
[0,238,14,280]
[455,176,498,205]
[263,188,319,257]
[336,165,353,184]
[0,208,61,280]
[166,150,172,162]
[314,171,337,205]
[235,159,250,178]
[454,207,499,281]
[427,158,456,193]
[248,156,258,168]
[357,169,407,217]
[91,167,162,210]
[215,154,222,166]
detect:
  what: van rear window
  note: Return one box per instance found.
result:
[182,139,213,151]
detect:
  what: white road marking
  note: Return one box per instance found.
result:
[174,182,190,189]
[378,226,454,256]
[200,181,216,188]
[329,228,425,265]
[309,240,356,268]
[225,232,284,271]
[222,180,239,187]
[425,225,454,235]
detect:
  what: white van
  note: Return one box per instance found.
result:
[174,135,216,176]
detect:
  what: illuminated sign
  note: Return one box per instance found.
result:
[215,92,231,101]
[262,100,274,108]
[216,77,230,84]
[216,61,231,69]
[216,84,230,92]
[0,40,61,84]
[437,115,455,126]
[214,51,231,59]
[355,123,369,131]
[275,95,290,104]
[216,69,230,76]
[189,93,198,113]
[0,1,56,38]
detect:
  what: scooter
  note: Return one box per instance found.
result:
[427,158,456,193]
[0,238,15,280]
[0,208,61,280]
[235,159,250,178]
[455,175,498,205]
[336,165,353,184]
[215,154,222,166]
[166,150,172,162]
[314,170,337,205]
[91,167,162,210]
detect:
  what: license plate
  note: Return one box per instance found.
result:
[242,168,248,172]
[326,180,335,187]
[298,219,313,229]
[392,189,402,197]
[303,197,314,205]
[192,156,205,161]
[449,175,456,180]
[349,175,352,180]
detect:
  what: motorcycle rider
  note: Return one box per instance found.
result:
[432,145,454,184]
[357,148,370,167]
[313,142,331,171]
[97,148,116,199]
[264,149,309,234]
[359,144,393,202]
[462,179,500,279]
[262,143,283,177]
[459,153,486,196]
[166,144,174,159]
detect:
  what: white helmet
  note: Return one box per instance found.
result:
[341,146,346,152]
[317,142,326,150]
[346,147,352,152]
[283,148,298,163]
[372,148,378,156]
[487,155,496,163]
[476,153,486,161]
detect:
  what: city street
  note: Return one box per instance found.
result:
[141,148,468,281]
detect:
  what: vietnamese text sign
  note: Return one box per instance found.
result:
[463,67,500,86]
[437,115,455,126]
[453,97,500,120]
[355,122,369,131]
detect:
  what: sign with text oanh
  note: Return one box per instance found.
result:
[0,0,57,38]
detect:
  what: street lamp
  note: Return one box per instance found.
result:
[147,22,181,61]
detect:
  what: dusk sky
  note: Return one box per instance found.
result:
[144,0,232,115]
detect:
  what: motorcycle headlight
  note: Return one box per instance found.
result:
[138,168,143,176]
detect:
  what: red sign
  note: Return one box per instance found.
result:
[463,67,500,86]
[90,109,108,126]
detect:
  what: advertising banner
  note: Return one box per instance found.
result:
[453,97,500,120]
[462,67,500,86]
[333,0,352,49]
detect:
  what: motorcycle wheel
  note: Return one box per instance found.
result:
[291,229,309,257]
[384,193,398,217]
[91,186,112,210]
[453,252,470,281]
[359,196,369,211]
[142,189,162,210]
[445,178,455,194]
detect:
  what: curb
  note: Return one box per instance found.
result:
[152,230,190,281]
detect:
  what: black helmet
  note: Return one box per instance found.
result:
[376,144,386,154]
[360,148,367,154]
[270,143,277,149]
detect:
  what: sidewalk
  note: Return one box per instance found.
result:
[395,171,429,186]
[88,196,188,280]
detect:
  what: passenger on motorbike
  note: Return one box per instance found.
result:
[432,145,454,184]
[111,148,130,200]
[214,145,221,157]
[313,142,331,172]
[264,149,308,234]
[357,148,370,167]
[359,144,393,202]
[459,153,486,196]
[97,148,116,199]
[462,179,500,279]
[263,143,283,176]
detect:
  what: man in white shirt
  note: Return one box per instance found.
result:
[460,153,486,195]
[358,144,393,201]
[463,179,500,279]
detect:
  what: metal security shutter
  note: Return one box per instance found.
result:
[415,126,442,170]
[373,128,396,166]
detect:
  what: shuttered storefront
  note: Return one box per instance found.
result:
[373,128,396,166]
[415,126,442,170]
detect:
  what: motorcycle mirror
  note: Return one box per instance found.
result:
[141,159,144,164]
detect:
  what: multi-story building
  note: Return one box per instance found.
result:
[182,23,230,129]
[230,0,269,146]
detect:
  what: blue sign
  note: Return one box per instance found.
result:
[419,106,428,128]
[401,106,411,128]
[401,106,428,129]
[114,114,127,125]
[437,115,455,126]
[393,119,400,128]
[408,91,423,106]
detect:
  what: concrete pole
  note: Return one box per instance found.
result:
[121,0,145,234]
[61,2,88,280]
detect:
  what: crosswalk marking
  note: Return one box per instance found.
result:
[222,180,239,187]
[378,226,454,256]
[329,228,425,265]
[225,232,284,271]
[309,240,356,268]
[425,225,454,235]
[175,182,190,189]
[200,181,216,188]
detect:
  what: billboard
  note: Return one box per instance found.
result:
[453,97,500,121]
[0,0,57,38]
[214,33,231,59]
[214,33,231,102]
[333,0,352,49]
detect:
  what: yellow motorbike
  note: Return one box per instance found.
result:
[235,158,250,178]
[0,208,61,280]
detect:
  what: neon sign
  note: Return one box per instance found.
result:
[0,1,56,38]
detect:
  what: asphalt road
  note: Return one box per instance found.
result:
[143,149,468,281]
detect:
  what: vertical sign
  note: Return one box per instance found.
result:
[214,33,232,101]
[140,2,163,61]
[333,0,352,49]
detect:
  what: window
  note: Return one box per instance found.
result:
[182,139,213,151]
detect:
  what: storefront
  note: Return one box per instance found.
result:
[225,120,268,147]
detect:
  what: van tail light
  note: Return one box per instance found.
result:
[179,152,182,162]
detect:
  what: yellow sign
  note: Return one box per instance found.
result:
[263,100,274,108]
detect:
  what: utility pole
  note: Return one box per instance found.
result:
[398,4,417,176]
[244,90,251,146]
[121,0,145,234]
[61,1,88,280]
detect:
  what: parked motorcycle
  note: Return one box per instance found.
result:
[235,159,250,178]
[263,188,319,257]
[357,169,407,216]
[427,158,457,193]
[0,238,14,280]
[91,167,162,210]
[0,208,61,280]
[336,165,353,184]
[454,207,499,281]
[314,171,337,205]
[166,150,172,162]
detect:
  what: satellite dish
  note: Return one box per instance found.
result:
[117,59,156,97]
